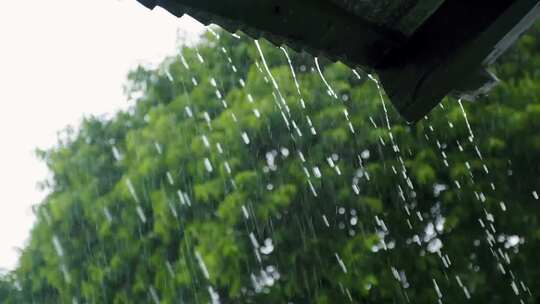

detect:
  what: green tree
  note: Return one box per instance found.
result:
[2,26,540,303]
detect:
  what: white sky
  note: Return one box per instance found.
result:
[0,0,204,271]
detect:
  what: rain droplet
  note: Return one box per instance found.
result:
[136,206,147,223]
[241,132,250,145]
[260,238,274,255]
[204,158,213,172]
[313,167,322,178]
[427,238,443,253]
[195,251,210,279]
[52,235,64,257]
[361,149,370,159]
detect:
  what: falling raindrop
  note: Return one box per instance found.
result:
[204,158,213,172]
[195,250,210,279]
[260,238,274,255]
[241,132,250,145]
[315,57,338,99]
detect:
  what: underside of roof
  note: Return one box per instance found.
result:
[137,0,540,122]
[328,0,444,35]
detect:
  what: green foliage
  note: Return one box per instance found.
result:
[2,25,540,303]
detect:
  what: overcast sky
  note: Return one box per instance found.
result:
[0,0,204,271]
